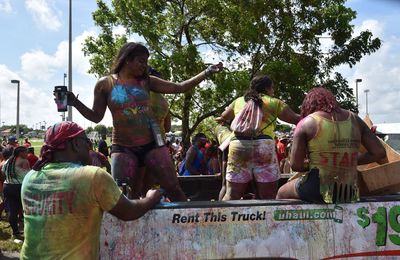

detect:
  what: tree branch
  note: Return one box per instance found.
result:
[189,96,239,133]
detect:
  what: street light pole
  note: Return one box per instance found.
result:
[11,80,20,140]
[364,89,370,115]
[355,79,362,112]
[62,73,67,121]
[67,0,73,121]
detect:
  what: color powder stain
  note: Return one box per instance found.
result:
[124,107,138,116]
[129,87,148,99]
[111,85,129,104]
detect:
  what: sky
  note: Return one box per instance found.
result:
[0,0,399,132]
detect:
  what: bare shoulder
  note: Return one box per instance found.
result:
[96,75,116,93]
[295,115,317,140]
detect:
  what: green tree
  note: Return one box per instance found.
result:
[84,0,380,146]
[94,124,108,136]
[86,126,94,134]
[107,126,113,136]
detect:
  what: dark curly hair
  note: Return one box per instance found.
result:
[244,75,273,108]
[300,87,339,118]
[112,42,150,79]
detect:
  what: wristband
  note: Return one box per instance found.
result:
[205,66,215,77]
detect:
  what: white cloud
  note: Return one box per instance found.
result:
[338,20,400,123]
[353,19,384,38]
[21,30,97,81]
[10,30,114,128]
[25,0,62,31]
[0,65,60,129]
[0,0,12,13]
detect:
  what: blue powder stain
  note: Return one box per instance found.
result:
[129,87,148,99]
[111,85,129,104]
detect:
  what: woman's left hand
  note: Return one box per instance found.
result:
[205,62,224,76]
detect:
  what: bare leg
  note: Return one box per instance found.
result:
[111,152,139,199]
[141,167,157,197]
[256,181,279,200]
[276,179,300,199]
[130,167,145,199]
[218,160,227,201]
[222,181,249,200]
[145,147,187,201]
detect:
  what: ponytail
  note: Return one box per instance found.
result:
[244,75,273,108]
[244,89,263,107]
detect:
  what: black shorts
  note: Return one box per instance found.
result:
[295,168,325,204]
[111,142,158,167]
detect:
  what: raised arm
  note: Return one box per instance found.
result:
[278,106,301,125]
[149,63,223,94]
[67,77,109,123]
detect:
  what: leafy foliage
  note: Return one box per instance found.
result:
[83,0,381,146]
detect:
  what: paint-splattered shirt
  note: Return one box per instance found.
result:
[20,162,122,260]
[108,78,154,147]
[307,113,361,203]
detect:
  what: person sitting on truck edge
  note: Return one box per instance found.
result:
[20,121,161,259]
[276,87,386,203]
[180,133,207,176]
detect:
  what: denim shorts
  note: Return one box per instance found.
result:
[295,168,325,203]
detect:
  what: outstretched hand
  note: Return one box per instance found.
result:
[205,62,224,76]
[52,90,78,107]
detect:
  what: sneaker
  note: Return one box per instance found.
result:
[12,233,24,242]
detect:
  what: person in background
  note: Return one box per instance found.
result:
[20,121,161,259]
[1,146,30,239]
[214,122,232,200]
[180,133,207,176]
[23,138,32,148]
[26,147,39,169]
[66,42,223,201]
[276,137,288,164]
[204,144,220,175]
[0,147,13,219]
[89,141,112,173]
[217,75,300,200]
[279,141,292,174]
[98,134,109,158]
[276,87,386,203]
[7,136,19,148]
[0,147,5,219]
[1,136,7,148]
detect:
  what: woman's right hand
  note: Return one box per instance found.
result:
[66,91,78,106]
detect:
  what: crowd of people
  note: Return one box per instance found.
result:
[0,41,387,258]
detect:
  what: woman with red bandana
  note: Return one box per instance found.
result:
[21,122,161,259]
[67,42,223,201]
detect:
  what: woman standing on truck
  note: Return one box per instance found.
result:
[276,87,386,203]
[217,75,300,200]
[67,42,223,201]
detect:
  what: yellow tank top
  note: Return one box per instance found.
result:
[308,112,361,203]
